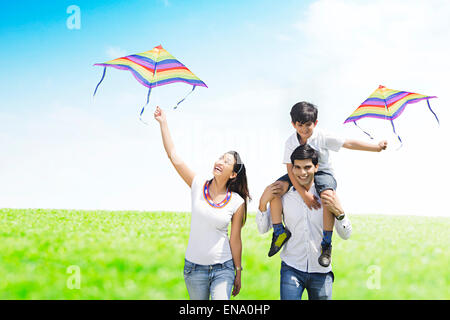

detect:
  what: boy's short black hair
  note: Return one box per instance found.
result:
[290,144,319,166]
[290,101,318,124]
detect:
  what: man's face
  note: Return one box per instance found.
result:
[292,158,318,187]
[292,120,317,141]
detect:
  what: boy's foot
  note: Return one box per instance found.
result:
[318,244,332,267]
[268,229,291,257]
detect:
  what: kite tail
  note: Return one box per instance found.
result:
[389,119,403,149]
[427,99,440,126]
[139,87,152,125]
[93,67,107,97]
[174,86,196,110]
[353,121,374,140]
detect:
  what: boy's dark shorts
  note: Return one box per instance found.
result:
[276,171,337,195]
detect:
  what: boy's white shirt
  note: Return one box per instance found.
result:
[256,185,352,274]
[283,127,345,175]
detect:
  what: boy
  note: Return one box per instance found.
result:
[268,101,387,267]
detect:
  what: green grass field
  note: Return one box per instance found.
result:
[0,208,448,299]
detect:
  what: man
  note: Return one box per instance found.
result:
[256,144,352,300]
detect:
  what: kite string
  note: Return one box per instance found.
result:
[353,121,374,140]
[389,119,403,150]
[174,86,196,109]
[139,87,152,125]
[427,99,440,126]
[383,100,403,149]
[93,67,106,97]
[139,56,159,125]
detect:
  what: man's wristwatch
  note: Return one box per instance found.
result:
[336,213,346,220]
[235,266,243,271]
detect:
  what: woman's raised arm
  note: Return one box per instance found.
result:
[154,106,195,187]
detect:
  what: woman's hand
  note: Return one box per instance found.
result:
[232,272,241,296]
[154,106,166,124]
[153,105,195,187]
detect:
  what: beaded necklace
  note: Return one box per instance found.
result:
[203,180,232,208]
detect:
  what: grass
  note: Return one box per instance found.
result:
[0,208,448,299]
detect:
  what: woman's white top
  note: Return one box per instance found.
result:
[185,175,245,265]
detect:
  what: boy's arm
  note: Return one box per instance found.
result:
[286,163,321,210]
[342,139,387,152]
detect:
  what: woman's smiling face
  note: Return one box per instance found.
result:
[213,153,237,180]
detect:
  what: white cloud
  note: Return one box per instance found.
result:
[158,0,170,8]
[106,46,128,59]
[275,33,293,42]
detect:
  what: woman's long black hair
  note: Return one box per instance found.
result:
[226,151,251,226]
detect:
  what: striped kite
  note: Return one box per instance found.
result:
[344,85,439,146]
[93,45,207,123]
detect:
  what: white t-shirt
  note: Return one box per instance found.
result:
[185,175,245,265]
[283,127,345,174]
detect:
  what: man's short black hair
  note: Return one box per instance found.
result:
[290,144,319,166]
[290,101,318,124]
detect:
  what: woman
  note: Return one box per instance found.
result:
[154,106,250,300]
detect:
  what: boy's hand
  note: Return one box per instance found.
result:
[303,191,321,210]
[378,140,388,151]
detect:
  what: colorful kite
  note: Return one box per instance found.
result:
[344,85,439,146]
[93,45,207,122]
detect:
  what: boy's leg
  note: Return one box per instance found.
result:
[314,171,338,268]
[270,195,283,225]
[271,174,291,225]
[268,179,291,257]
[319,189,335,267]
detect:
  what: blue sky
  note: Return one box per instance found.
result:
[1,0,450,216]
[0,0,307,108]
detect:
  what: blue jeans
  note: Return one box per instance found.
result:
[280,262,334,300]
[184,259,235,300]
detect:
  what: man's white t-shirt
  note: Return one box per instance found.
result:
[283,127,345,175]
[185,175,245,265]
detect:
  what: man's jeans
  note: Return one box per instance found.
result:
[280,262,334,300]
[184,259,235,300]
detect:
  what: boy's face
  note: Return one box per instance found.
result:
[292,120,318,141]
[292,158,318,187]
